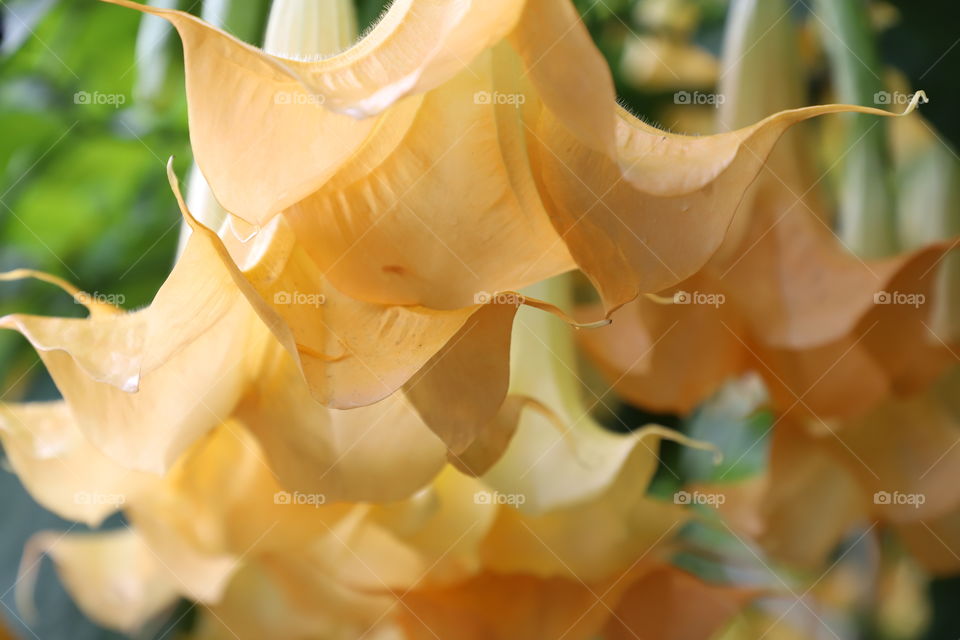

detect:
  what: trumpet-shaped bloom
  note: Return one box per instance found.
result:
[695,371,960,573]
[103,0,902,319]
[9,274,748,638]
[0,225,267,473]
[578,0,950,418]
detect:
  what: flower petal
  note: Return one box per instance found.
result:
[0,401,157,526]
[235,341,447,502]
[397,571,634,640]
[531,98,929,315]
[169,164,522,450]
[603,566,756,640]
[17,529,180,633]
[101,0,527,224]
[0,227,265,473]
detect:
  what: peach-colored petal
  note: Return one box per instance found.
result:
[818,372,960,524]
[759,423,867,568]
[897,509,960,575]
[603,566,757,640]
[169,163,524,451]
[578,275,748,415]
[102,0,527,223]
[531,98,927,316]
[398,571,632,640]
[235,340,447,502]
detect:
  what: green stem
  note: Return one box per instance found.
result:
[719,0,803,130]
[815,0,898,258]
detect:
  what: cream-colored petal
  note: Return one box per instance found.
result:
[190,559,401,640]
[1,224,266,473]
[0,402,157,526]
[362,467,499,589]
[483,277,708,515]
[128,422,351,564]
[17,529,180,633]
[472,278,692,580]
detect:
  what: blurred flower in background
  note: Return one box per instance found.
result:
[0,0,959,639]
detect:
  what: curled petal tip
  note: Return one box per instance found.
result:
[903,90,929,114]
[521,297,610,330]
[572,318,612,330]
[0,269,114,313]
[639,425,723,464]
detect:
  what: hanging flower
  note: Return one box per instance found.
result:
[578,0,951,420]
[8,277,754,637]
[100,0,911,422]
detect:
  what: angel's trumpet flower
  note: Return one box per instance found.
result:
[580,0,954,420]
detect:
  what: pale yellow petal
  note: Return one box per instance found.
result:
[0,227,265,473]
[17,529,179,633]
[0,401,157,526]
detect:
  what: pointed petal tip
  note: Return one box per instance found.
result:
[165,157,201,232]
[637,425,724,465]
[0,269,119,314]
[522,296,611,330]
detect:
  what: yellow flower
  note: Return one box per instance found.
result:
[103,0,899,310]
[9,274,745,639]
[77,0,916,461]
